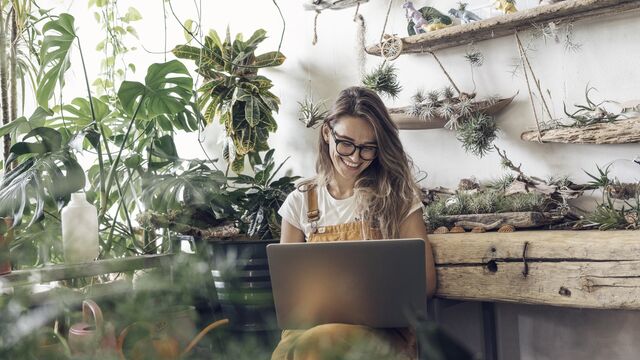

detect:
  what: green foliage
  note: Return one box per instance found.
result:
[561,86,620,128]
[298,96,328,129]
[456,113,498,157]
[0,128,84,226]
[581,164,639,230]
[231,149,301,239]
[36,13,76,109]
[172,28,285,173]
[362,62,402,99]
[423,190,548,229]
[117,60,193,119]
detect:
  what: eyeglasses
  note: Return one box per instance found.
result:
[329,126,378,161]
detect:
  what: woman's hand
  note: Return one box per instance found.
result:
[399,210,437,298]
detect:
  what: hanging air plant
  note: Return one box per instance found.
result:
[362,62,402,99]
[297,96,329,128]
[456,113,499,157]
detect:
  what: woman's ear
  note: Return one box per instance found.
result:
[322,124,330,143]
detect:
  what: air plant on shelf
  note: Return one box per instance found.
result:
[362,62,402,99]
[297,96,328,128]
[577,164,639,230]
[408,87,500,157]
[560,86,622,127]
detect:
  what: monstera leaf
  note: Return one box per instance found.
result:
[117,60,193,119]
[0,128,85,226]
[36,13,76,109]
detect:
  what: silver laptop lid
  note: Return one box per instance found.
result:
[267,239,427,329]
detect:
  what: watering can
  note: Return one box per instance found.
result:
[67,299,117,356]
[117,315,229,360]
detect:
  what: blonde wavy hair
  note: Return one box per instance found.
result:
[304,86,422,239]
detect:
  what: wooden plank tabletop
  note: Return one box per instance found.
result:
[429,230,640,310]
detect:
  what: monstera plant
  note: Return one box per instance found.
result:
[172,28,285,173]
[0,11,204,264]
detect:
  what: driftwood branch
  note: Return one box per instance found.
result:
[521,117,640,144]
[366,0,640,54]
[442,212,563,229]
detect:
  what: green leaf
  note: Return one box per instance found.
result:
[61,96,110,126]
[117,60,193,118]
[0,117,28,138]
[232,154,245,173]
[126,26,139,39]
[122,7,142,22]
[172,44,202,62]
[253,51,285,67]
[124,154,142,168]
[183,19,195,42]
[152,135,178,160]
[36,14,76,109]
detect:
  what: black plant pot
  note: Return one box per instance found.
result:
[200,239,279,332]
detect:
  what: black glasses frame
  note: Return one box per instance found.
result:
[328,126,378,161]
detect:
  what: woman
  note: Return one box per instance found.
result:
[272,86,437,360]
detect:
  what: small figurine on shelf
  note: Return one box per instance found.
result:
[402,1,429,34]
[494,0,517,14]
[448,2,482,24]
[425,18,450,32]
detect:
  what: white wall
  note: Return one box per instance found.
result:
[42,1,640,359]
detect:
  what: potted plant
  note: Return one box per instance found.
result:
[138,150,299,332]
[172,27,285,173]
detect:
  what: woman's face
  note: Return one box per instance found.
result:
[323,115,378,182]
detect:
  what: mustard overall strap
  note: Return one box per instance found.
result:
[306,184,320,223]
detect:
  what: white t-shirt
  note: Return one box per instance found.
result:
[278,184,423,241]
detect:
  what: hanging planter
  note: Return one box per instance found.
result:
[389,94,515,130]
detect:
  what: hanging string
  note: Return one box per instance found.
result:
[379,0,394,43]
[428,50,462,96]
[353,1,360,21]
[312,10,321,45]
[515,32,554,123]
[514,32,543,142]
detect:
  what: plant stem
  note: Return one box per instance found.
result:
[77,36,108,214]
[0,8,9,164]
[101,97,144,218]
[9,8,17,170]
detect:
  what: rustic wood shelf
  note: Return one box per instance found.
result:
[0,254,175,288]
[389,95,515,130]
[366,0,640,56]
[429,230,640,310]
[521,117,640,144]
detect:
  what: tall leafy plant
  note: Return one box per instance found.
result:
[0,11,204,262]
[172,28,285,172]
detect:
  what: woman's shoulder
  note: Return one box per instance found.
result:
[283,177,317,203]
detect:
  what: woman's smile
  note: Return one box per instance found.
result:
[340,157,362,170]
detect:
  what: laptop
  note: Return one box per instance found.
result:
[266,239,427,329]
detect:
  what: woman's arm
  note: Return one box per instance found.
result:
[399,209,437,298]
[281,219,305,243]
